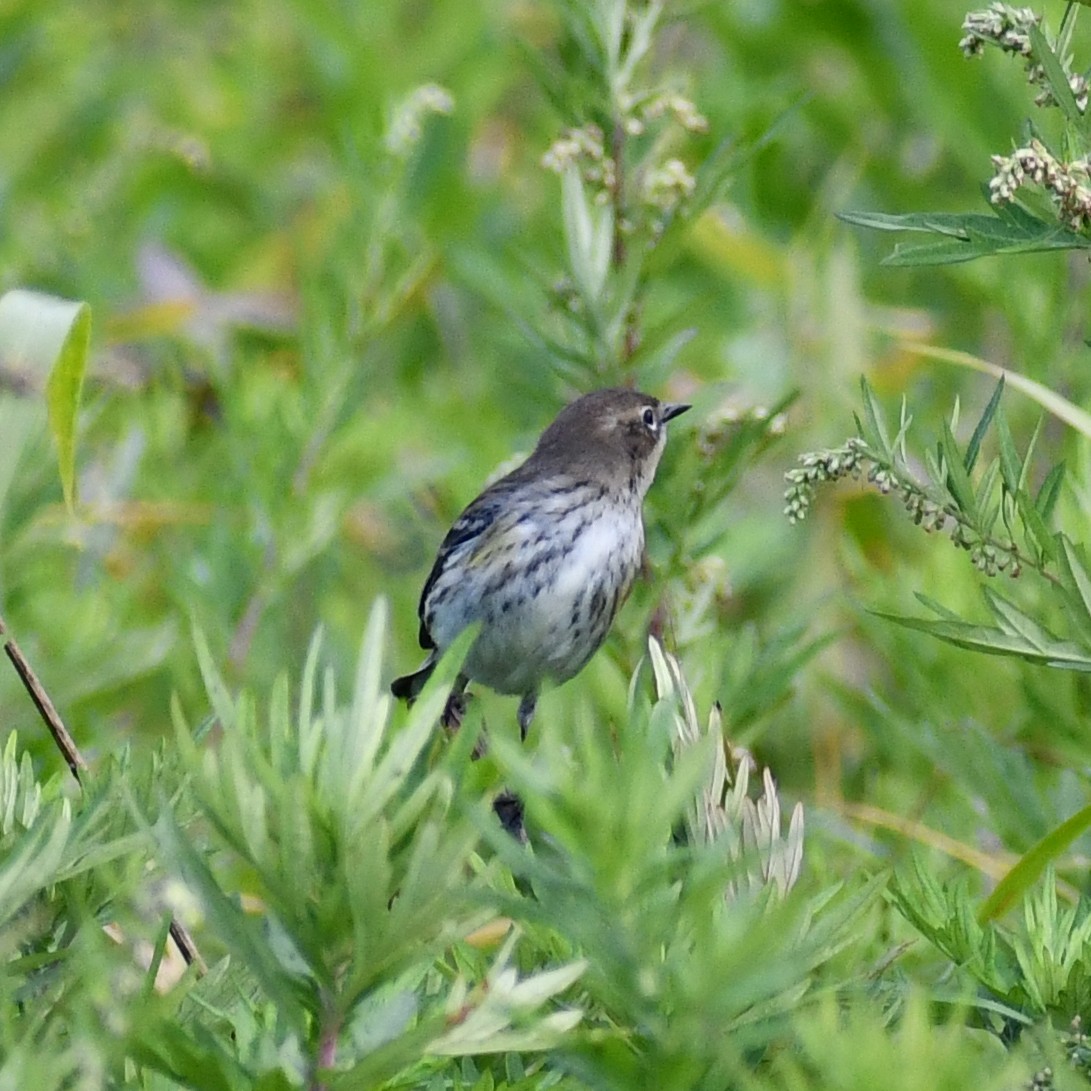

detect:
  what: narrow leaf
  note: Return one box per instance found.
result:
[1028,24,1082,124]
[1035,461,1065,521]
[298,628,324,779]
[940,421,977,519]
[994,406,1022,496]
[561,166,612,305]
[0,289,91,510]
[913,592,963,622]
[964,378,1004,472]
[984,588,1064,650]
[1057,536,1091,641]
[838,209,975,236]
[347,598,390,782]
[153,805,308,1029]
[857,377,890,453]
[191,625,236,733]
[980,805,1091,922]
[0,802,71,927]
[900,342,1091,440]
[975,459,1001,535]
[872,610,1091,670]
[1016,491,1059,563]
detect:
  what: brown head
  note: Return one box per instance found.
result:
[527,388,690,496]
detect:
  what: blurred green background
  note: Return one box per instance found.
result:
[2,0,1090,881]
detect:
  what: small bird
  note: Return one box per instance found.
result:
[391,387,690,738]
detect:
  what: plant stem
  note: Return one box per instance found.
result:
[311,1002,341,1091]
[609,115,641,364]
[0,613,206,973]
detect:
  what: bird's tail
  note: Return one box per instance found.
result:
[390,653,437,702]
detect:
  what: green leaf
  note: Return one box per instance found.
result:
[884,239,986,266]
[980,806,1091,922]
[975,459,1001,535]
[1035,461,1065,521]
[839,209,981,237]
[872,606,1091,670]
[984,587,1066,649]
[345,986,420,1057]
[994,406,1022,496]
[892,395,913,462]
[561,165,613,308]
[191,624,237,733]
[913,592,962,622]
[922,444,946,492]
[0,801,71,927]
[130,1021,252,1091]
[1016,490,1059,563]
[1028,24,1083,126]
[964,377,1004,473]
[0,732,44,837]
[940,421,977,519]
[344,598,391,793]
[1056,536,1091,644]
[1018,416,1043,494]
[298,628,324,780]
[841,206,1091,266]
[615,0,660,85]
[152,804,309,1031]
[856,376,890,453]
[0,289,91,510]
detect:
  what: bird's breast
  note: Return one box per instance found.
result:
[424,495,644,694]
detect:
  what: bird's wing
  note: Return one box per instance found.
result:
[416,486,523,648]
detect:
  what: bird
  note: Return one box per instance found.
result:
[391,387,690,740]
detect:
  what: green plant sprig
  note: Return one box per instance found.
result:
[843,3,1091,263]
[785,378,1091,673]
[785,377,1062,582]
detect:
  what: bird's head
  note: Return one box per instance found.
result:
[533,388,690,496]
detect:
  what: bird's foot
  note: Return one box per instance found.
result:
[516,692,537,742]
[440,690,466,733]
[441,690,489,759]
[493,790,526,843]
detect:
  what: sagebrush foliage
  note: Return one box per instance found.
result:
[3,0,1091,1088]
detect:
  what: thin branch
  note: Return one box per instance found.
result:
[0,613,206,973]
[0,617,87,783]
[609,118,627,270]
[608,118,642,363]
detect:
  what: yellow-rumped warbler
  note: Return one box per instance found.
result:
[391,387,690,737]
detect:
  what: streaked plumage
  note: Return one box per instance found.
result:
[392,388,689,736]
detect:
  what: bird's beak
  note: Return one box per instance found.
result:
[661,403,691,423]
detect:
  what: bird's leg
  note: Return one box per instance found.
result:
[441,675,491,760]
[441,674,469,735]
[493,790,526,843]
[489,692,538,841]
[516,690,537,742]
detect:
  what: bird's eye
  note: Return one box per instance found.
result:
[641,406,657,430]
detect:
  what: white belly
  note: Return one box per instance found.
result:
[431,506,643,695]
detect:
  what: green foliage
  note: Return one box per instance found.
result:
[786,375,1091,673]
[845,3,1091,264]
[787,362,1091,1045]
[839,204,1091,266]
[782,3,1091,1079]
[132,608,591,1088]
[890,860,1091,1025]
[0,288,89,510]
[6,0,1091,1087]
[763,993,1021,1091]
